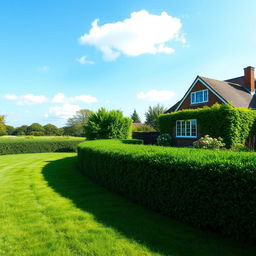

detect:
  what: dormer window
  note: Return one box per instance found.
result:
[191,89,208,104]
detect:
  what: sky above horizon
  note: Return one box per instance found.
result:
[1,0,256,127]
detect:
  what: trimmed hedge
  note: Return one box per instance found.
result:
[0,138,85,155]
[78,140,256,242]
[159,104,256,148]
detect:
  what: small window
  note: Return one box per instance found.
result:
[176,119,197,138]
[191,89,208,104]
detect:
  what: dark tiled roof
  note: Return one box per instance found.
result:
[165,100,181,113]
[167,75,256,112]
[199,76,256,108]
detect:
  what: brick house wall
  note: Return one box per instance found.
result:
[178,81,223,111]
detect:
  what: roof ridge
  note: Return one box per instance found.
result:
[199,75,244,87]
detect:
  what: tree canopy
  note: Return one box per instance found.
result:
[145,104,166,131]
[131,110,141,123]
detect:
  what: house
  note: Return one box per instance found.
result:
[165,66,256,146]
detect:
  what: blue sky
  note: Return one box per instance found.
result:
[1,0,256,127]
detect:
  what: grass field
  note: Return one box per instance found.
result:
[0,153,255,256]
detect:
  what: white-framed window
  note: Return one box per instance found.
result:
[176,120,197,138]
[191,89,208,104]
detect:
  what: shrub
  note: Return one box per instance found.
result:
[159,104,256,148]
[132,124,156,132]
[85,108,132,140]
[193,135,225,149]
[157,133,172,146]
[231,143,251,152]
[78,140,256,242]
[121,139,143,144]
[0,138,84,155]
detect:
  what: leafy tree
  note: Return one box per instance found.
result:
[145,104,166,131]
[131,110,141,123]
[85,108,132,140]
[44,124,59,136]
[0,115,6,135]
[27,123,45,136]
[6,125,15,135]
[66,109,93,137]
[13,125,29,135]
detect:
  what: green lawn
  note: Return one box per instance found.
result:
[0,153,255,256]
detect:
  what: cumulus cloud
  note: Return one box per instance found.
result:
[137,89,175,101]
[52,93,98,104]
[4,94,48,105]
[49,104,81,120]
[76,56,94,65]
[79,10,185,61]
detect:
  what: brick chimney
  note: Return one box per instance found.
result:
[244,66,255,94]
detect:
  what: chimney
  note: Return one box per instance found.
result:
[244,66,255,94]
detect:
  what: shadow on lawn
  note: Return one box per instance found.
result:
[42,156,256,256]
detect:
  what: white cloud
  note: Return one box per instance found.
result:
[52,93,98,104]
[79,10,185,61]
[4,94,48,105]
[4,94,18,100]
[49,104,81,120]
[76,56,94,65]
[38,65,50,72]
[137,89,175,101]
[44,113,49,118]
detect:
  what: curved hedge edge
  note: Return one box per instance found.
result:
[78,139,256,242]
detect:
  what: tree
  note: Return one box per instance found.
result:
[27,123,45,136]
[66,109,93,137]
[0,115,6,135]
[131,109,141,123]
[44,124,59,136]
[145,104,166,131]
[6,125,15,135]
[85,108,132,140]
[13,125,28,135]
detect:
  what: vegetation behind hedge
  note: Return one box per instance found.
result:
[159,104,256,148]
[0,137,85,155]
[78,140,256,241]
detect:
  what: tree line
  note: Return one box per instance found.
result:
[0,104,166,136]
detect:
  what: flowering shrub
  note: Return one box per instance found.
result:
[157,133,172,146]
[193,135,225,149]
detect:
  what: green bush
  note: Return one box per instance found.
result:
[159,104,256,148]
[0,138,84,155]
[157,133,172,146]
[85,108,132,140]
[132,124,156,132]
[121,139,143,144]
[78,140,256,242]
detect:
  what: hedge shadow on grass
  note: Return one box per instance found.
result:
[42,156,256,256]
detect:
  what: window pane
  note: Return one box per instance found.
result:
[176,121,181,136]
[186,120,191,136]
[203,90,208,102]
[191,93,195,104]
[191,120,197,136]
[181,121,186,136]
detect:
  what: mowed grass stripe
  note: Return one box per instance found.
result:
[0,153,255,256]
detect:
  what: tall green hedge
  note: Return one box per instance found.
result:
[159,104,256,148]
[78,140,256,241]
[0,138,84,155]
